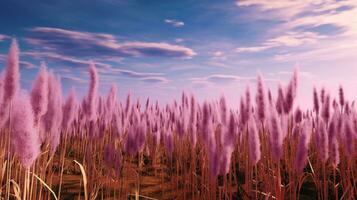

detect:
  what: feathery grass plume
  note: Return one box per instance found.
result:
[320,87,325,104]
[31,62,48,124]
[267,89,273,105]
[202,102,214,144]
[268,106,283,160]
[105,84,117,123]
[245,86,251,120]
[220,145,233,175]
[294,120,312,172]
[164,126,174,155]
[3,38,20,105]
[125,93,131,117]
[294,107,302,124]
[256,73,266,121]
[125,124,138,155]
[239,96,248,125]
[217,110,238,174]
[219,95,227,125]
[43,72,63,153]
[328,119,340,167]
[86,61,98,121]
[248,116,261,165]
[316,117,329,162]
[0,73,8,127]
[321,94,330,124]
[344,101,350,114]
[189,95,197,146]
[276,83,285,114]
[103,143,122,177]
[339,85,345,108]
[292,67,299,91]
[284,70,298,114]
[62,88,77,130]
[11,93,40,169]
[313,87,319,113]
[343,115,355,159]
[208,137,220,177]
[225,111,237,145]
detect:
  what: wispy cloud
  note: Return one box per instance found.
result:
[235,0,357,61]
[0,34,9,41]
[26,27,196,59]
[269,70,316,79]
[61,75,87,84]
[102,68,163,78]
[139,76,169,83]
[98,67,169,83]
[236,31,326,53]
[165,19,185,27]
[23,51,111,68]
[190,74,254,84]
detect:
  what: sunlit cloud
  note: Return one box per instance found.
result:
[236,31,326,53]
[164,19,185,27]
[26,27,196,59]
[190,74,254,84]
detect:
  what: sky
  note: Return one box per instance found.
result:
[0,0,357,108]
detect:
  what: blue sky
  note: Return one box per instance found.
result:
[0,0,357,107]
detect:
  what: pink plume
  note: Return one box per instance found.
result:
[294,120,312,172]
[31,62,48,124]
[248,116,261,165]
[62,88,77,130]
[3,38,20,104]
[11,93,40,169]
[86,62,98,121]
[269,106,283,160]
[256,73,266,121]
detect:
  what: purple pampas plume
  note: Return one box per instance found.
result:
[283,68,298,114]
[276,83,285,115]
[189,95,197,146]
[256,73,266,121]
[316,118,329,162]
[313,87,319,114]
[202,102,214,145]
[43,72,63,153]
[105,84,117,123]
[220,145,234,175]
[320,88,325,104]
[339,85,345,108]
[268,106,283,161]
[219,95,227,125]
[208,138,220,177]
[224,111,237,145]
[343,116,355,159]
[239,96,248,125]
[248,116,261,165]
[328,120,340,167]
[294,107,302,124]
[103,143,122,177]
[294,120,312,172]
[321,94,330,124]
[31,62,48,124]
[3,38,20,105]
[125,93,131,117]
[86,62,98,121]
[62,88,77,130]
[11,93,40,169]
[245,86,251,120]
[267,89,273,106]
